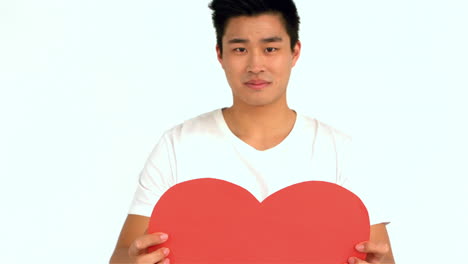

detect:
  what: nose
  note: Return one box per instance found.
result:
[246,51,265,74]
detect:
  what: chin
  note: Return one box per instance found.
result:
[233,91,284,108]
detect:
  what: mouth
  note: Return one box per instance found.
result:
[244,80,271,90]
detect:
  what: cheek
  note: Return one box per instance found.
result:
[223,65,243,88]
[224,61,245,78]
[269,58,292,76]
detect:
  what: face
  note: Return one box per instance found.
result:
[217,13,301,108]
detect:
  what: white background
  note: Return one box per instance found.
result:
[1,0,467,263]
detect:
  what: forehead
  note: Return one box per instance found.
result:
[223,13,288,41]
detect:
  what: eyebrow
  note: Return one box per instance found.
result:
[227,36,283,44]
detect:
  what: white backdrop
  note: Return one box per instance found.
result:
[1,0,467,263]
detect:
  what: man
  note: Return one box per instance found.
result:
[110,0,395,263]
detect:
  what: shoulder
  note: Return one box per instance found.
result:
[300,113,352,145]
[161,108,224,145]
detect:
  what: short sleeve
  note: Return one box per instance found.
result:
[128,133,176,217]
[338,136,391,226]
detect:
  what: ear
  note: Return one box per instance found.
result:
[216,44,224,67]
[291,40,301,67]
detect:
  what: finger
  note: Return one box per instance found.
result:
[135,247,170,264]
[348,257,370,264]
[156,258,170,264]
[356,241,389,256]
[366,254,384,264]
[128,233,169,257]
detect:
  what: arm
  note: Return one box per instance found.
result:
[349,223,395,264]
[109,214,170,264]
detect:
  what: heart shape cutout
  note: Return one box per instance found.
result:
[148,178,369,264]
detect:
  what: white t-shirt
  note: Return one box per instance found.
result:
[129,108,387,225]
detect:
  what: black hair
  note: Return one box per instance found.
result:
[208,0,300,53]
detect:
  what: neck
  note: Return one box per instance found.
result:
[222,102,296,138]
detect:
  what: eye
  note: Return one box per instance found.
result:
[234,47,247,53]
[265,47,278,53]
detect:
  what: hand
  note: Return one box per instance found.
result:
[128,232,170,264]
[347,241,390,264]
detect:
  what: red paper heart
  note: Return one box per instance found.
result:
[148,178,369,264]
